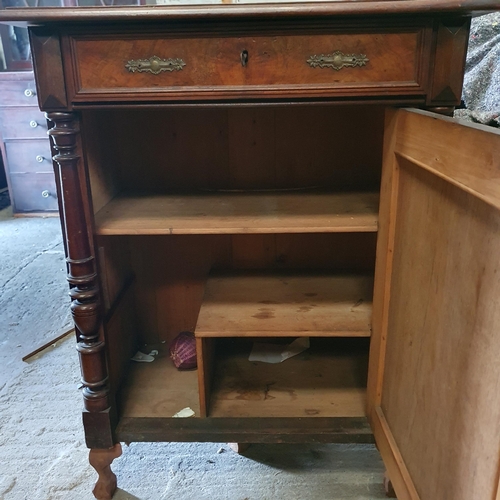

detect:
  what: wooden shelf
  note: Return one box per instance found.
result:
[208,338,368,418]
[94,191,379,235]
[120,352,200,418]
[195,273,373,338]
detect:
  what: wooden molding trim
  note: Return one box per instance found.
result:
[0,1,498,25]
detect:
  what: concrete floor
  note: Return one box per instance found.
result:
[0,205,386,500]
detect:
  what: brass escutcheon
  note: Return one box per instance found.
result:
[125,55,186,74]
[307,51,369,71]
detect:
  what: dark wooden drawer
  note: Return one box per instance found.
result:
[0,107,48,139]
[9,172,58,212]
[4,139,53,174]
[0,79,38,107]
[70,25,430,101]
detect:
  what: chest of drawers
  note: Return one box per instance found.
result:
[0,71,57,213]
[1,2,500,499]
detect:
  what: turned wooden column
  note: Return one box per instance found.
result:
[47,111,115,447]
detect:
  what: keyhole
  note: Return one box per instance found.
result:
[241,50,249,67]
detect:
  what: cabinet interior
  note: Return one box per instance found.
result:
[83,104,384,420]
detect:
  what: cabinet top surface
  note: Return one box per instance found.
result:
[0,1,498,25]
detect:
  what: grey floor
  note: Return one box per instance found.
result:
[0,205,386,500]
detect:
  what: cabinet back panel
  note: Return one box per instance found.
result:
[231,233,376,270]
[273,106,383,190]
[84,105,383,203]
[127,233,376,344]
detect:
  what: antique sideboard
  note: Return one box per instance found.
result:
[1,1,500,499]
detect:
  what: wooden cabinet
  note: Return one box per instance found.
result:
[0,71,57,213]
[1,2,499,499]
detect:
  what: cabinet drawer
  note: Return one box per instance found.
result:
[71,27,430,101]
[5,140,53,174]
[9,172,58,213]
[0,107,48,139]
[0,79,38,107]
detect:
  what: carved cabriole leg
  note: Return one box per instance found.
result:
[89,444,122,500]
[46,112,117,497]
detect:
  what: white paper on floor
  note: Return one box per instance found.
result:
[131,349,158,362]
[172,407,195,418]
[248,337,310,363]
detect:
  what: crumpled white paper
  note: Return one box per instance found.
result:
[248,337,310,364]
[172,407,195,418]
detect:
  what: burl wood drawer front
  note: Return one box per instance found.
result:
[71,28,429,101]
[0,107,48,139]
[5,140,53,174]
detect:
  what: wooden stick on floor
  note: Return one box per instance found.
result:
[22,327,74,362]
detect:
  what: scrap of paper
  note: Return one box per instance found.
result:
[172,407,195,418]
[249,337,310,363]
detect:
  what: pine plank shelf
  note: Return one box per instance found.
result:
[208,338,369,418]
[195,274,374,338]
[120,352,200,418]
[94,191,379,235]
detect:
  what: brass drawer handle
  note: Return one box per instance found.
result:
[307,50,369,71]
[125,55,186,75]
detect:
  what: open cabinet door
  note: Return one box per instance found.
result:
[367,109,500,500]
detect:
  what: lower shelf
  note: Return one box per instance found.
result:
[120,351,200,418]
[119,338,369,421]
[207,337,369,418]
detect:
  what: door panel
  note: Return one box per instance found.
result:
[369,109,500,500]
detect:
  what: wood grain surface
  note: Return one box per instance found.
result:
[373,109,500,500]
[196,273,373,337]
[120,351,201,418]
[208,337,369,418]
[94,191,379,235]
[0,1,498,25]
[73,30,422,98]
